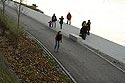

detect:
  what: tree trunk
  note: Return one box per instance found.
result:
[17,1,21,28]
[2,1,5,15]
[16,1,22,46]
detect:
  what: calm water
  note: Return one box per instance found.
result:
[19,0,125,46]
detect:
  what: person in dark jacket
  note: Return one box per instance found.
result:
[54,31,62,52]
[80,21,88,40]
[59,16,64,29]
[52,14,57,28]
[86,20,91,35]
[48,20,52,27]
[66,12,72,25]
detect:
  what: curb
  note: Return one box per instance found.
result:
[79,41,125,73]
[24,29,78,83]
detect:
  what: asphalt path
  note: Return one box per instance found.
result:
[3,5,125,83]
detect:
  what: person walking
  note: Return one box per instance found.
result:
[86,20,91,35]
[48,20,52,27]
[66,12,72,25]
[80,21,88,40]
[54,31,62,52]
[52,14,57,28]
[59,16,64,29]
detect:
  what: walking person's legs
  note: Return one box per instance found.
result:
[57,41,60,52]
[67,20,70,24]
[87,27,90,35]
[87,30,90,35]
[69,20,71,25]
[54,40,60,52]
[54,40,57,51]
[54,22,56,28]
[82,33,86,40]
[49,23,51,27]
[60,24,62,29]
[67,20,68,24]
[52,22,53,27]
[84,33,87,39]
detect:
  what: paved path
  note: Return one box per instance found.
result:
[3,5,125,83]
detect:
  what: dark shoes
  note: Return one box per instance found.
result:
[87,32,90,35]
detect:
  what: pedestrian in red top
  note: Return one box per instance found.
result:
[54,31,62,52]
[66,12,72,25]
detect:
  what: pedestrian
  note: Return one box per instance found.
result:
[54,31,62,52]
[52,14,57,28]
[66,12,72,25]
[48,20,52,27]
[86,20,91,35]
[80,21,88,40]
[59,16,64,29]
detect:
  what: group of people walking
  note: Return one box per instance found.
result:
[48,12,72,29]
[80,20,91,40]
[48,12,72,52]
[54,20,91,52]
[51,12,91,52]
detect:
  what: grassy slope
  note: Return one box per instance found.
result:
[0,3,72,82]
[0,51,20,83]
[0,7,20,82]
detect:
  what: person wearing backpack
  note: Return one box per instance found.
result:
[80,21,88,40]
[59,16,64,29]
[52,14,57,28]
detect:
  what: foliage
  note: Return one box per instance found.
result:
[0,11,23,35]
[0,11,72,83]
[0,37,20,83]
[0,0,7,15]
[13,0,23,27]
[0,33,72,83]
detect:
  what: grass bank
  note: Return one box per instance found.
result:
[0,10,72,82]
[0,48,20,83]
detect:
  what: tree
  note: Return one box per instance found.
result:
[14,0,22,28]
[13,0,26,28]
[0,0,8,15]
[12,0,26,46]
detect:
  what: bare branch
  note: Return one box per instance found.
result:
[12,0,26,27]
[0,0,8,15]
